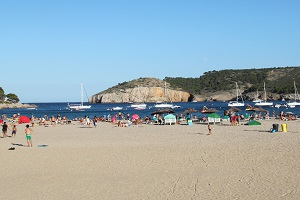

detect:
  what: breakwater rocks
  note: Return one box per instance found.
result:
[89,87,190,103]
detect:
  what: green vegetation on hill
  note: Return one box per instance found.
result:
[94,66,300,100]
[165,66,300,95]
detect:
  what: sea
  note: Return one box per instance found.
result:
[0,101,298,120]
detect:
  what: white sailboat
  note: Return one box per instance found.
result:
[130,85,147,110]
[68,83,91,110]
[228,82,245,107]
[287,81,300,108]
[254,82,273,106]
[252,89,263,103]
[154,81,174,108]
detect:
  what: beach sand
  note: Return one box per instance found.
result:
[1,119,299,199]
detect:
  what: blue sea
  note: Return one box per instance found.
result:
[0,101,298,120]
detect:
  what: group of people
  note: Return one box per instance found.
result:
[1,121,33,147]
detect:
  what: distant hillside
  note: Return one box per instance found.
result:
[165,66,300,95]
[90,66,300,103]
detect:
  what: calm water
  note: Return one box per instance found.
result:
[0,101,298,120]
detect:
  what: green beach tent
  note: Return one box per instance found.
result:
[246,120,261,125]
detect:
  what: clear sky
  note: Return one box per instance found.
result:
[1,0,299,103]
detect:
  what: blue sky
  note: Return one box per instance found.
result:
[1,0,299,102]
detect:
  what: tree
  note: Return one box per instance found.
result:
[6,93,19,103]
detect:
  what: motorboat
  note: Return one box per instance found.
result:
[171,105,181,109]
[107,107,123,111]
[154,101,173,108]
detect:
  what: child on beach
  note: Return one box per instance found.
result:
[12,125,17,137]
[25,124,33,147]
[2,122,10,138]
[207,124,212,135]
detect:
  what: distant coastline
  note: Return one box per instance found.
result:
[0,102,37,110]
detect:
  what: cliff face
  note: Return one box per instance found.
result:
[89,86,190,103]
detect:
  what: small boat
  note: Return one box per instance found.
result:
[171,105,181,109]
[228,82,244,107]
[26,107,37,110]
[287,81,300,107]
[107,106,123,111]
[130,85,147,109]
[154,82,174,108]
[68,83,91,110]
[254,82,273,106]
[134,106,146,110]
[154,101,173,108]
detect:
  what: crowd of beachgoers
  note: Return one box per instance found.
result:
[1,107,298,129]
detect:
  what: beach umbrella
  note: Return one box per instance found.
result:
[19,116,31,123]
[151,108,174,115]
[200,107,218,113]
[224,106,241,116]
[183,108,198,114]
[183,108,198,119]
[131,114,139,120]
[246,107,268,113]
[227,106,241,112]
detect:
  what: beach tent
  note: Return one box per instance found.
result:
[164,114,176,125]
[19,116,31,123]
[208,113,221,124]
[246,120,261,125]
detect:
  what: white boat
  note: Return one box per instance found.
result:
[228,82,245,107]
[107,106,123,111]
[112,107,123,110]
[252,89,263,103]
[68,83,91,110]
[255,82,273,106]
[154,81,174,108]
[287,81,300,107]
[154,101,173,108]
[130,85,147,109]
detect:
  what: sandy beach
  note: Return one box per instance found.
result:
[1,119,299,200]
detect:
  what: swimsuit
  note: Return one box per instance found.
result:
[12,130,16,134]
[26,134,32,140]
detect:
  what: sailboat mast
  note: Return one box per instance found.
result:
[236,82,238,101]
[81,83,83,106]
[294,81,297,101]
[264,82,266,101]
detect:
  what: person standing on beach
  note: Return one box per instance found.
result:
[12,125,17,137]
[25,124,33,147]
[207,124,212,135]
[2,122,10,138]
[93,116,98,128]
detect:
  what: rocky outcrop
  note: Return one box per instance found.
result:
[89,86,190,103]
[0,102,37,109]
